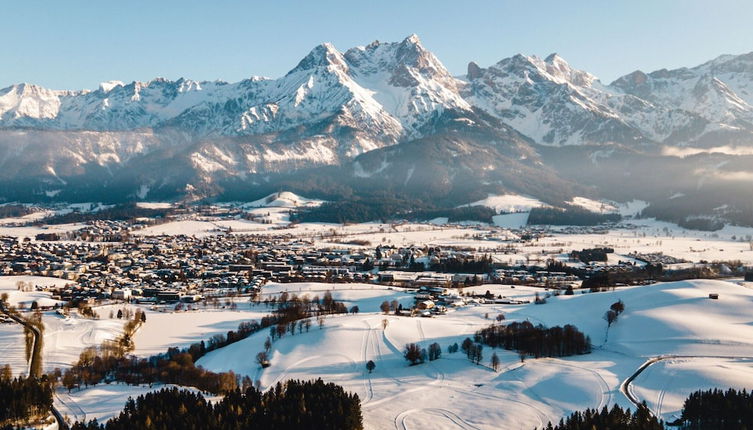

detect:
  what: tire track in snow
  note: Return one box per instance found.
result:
[416,319,446,385]
[55,391,86,426]
[360,320,374,405]
[263,352,357,392]
[457,388,548,430]
[395,408,481,430]
[545,359,613,411]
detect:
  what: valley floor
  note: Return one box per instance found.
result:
[5,277,753,428]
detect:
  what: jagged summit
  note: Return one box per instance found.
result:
[288,43,349,74]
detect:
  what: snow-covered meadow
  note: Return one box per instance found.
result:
[3,273,753,427]
[191,279,753,429]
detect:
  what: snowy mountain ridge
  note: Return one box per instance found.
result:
[1,35,753,203]
[2,37,752,148]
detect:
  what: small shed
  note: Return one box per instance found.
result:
[708,293,719,300]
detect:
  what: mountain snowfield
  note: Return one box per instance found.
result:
[1,35,753,204]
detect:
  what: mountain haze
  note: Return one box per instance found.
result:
[1,35,753,225]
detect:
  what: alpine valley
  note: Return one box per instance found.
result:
[2,35,753,227]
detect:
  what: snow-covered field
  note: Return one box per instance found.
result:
[43,307,126,371]
[631,357,753,422]
[3,278,752,428]
[515,218,753,266]
[241,191,324,208]
[0,323,27,376]
[261,282,415,313]
[194,279,753,429]
[464,194,546,213]
[0,275,68,308]
[133,306,272,357]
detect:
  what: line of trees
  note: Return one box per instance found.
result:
[429,255,493,274]
[528,207,621,226]
[474,321,591,359]
[0,367,53,428]
[70,379,362,430]
[40,203,172,225]
[460,338,484,365]
[291,196,497,224]
[679,388,753,429]
[570,247,614,263]
[537,403,661,430]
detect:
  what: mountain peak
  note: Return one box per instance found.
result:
[99,80,124,92]
[402,33,422,46]
[544,52,561,63]
[467,61,483,80]
[288,43,348,74]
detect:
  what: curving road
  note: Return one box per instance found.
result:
[620,354,753,418]
[0,305,68,429]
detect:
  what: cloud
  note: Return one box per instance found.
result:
[694,168,753,182]
[663,145,753,157]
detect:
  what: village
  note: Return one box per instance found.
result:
[0,204,745,317]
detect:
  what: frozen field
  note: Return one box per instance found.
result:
[261,282,415,313]
[43,306,126,371]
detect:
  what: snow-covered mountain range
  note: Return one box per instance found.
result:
[0,35,752,206]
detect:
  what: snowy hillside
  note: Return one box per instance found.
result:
[245,191,324,208]
[193,279,753,429]
[463,193,546,213]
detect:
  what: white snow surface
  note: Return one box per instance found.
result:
[133,305,272,357]
[55,383,214,425]
[568,197,618,214]
[0,323,27,376]
[0,275,69,308]
[463,194,546,213]
[244,191,324,208]
[192,279,753,429]
[3,278,752,427]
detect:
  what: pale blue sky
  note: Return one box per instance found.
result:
[2,0,751,89]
